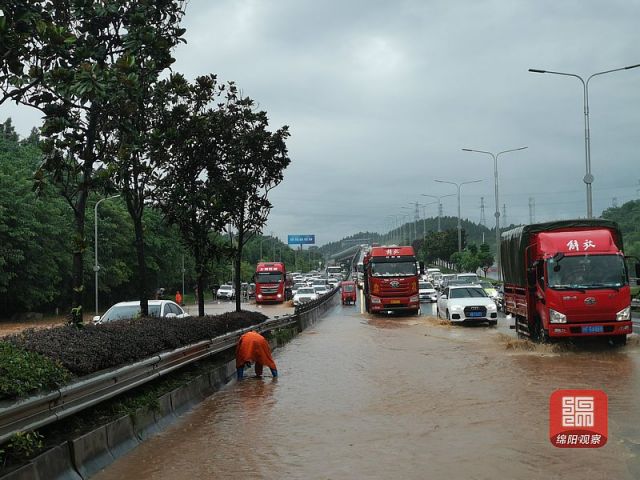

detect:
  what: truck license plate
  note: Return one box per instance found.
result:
[582,326,604,334]
[389,300,401,304]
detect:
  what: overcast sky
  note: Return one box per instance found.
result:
[4,0,640,247]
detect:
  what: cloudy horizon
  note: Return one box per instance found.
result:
[4,0,640,247]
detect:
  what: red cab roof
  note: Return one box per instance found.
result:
[256,262,285,272]
[537,230,619,255]
[369,246,416,258]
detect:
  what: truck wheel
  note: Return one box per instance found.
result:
[536,317,549,343]
[609,335,627,347]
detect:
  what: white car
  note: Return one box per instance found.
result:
[93,300,188,324]
[313,285,330,296]
[419,281,437,303]
[437,285,498,325]
[291,283,306,296]
[327,277,340,288]
[293,287,318,306]
[216,284,235,300]
[456,273,480,284]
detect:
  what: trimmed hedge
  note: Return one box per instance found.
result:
[5,310,267,377]
[0,343,71,400]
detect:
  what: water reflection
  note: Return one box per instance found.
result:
[96,303,640,480]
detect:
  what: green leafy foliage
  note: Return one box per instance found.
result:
[602,199,640,259]
[6,431,44,459]
[6,311,267,376]
[0,343,71,400]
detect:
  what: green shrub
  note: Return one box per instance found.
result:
[0,343,71,400]
[6,310,267,376]
[7,431,44,459]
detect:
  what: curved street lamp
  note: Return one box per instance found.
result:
[462,147,527,280]
[94,194,120,316]
[434,179,482,252]
[528,63,640,218]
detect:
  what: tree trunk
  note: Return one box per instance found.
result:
[197,269,205,317]
[133,214,149,316]
[234,229,244,312]
[71,197,87,317]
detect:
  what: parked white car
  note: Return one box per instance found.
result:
[293,287,318,306]
[216,284,235,300]
[92,300,188,324]
[419,281,438,303]
[437,285,498,325]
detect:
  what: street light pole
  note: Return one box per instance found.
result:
[434,180,482,252]
[422,193,456,232]
[462,147,527,280]
[529,63,640,218]
[94,194,120,316]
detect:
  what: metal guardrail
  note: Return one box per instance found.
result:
[0,314,300,444]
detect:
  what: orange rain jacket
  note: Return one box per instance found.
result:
[235,331,277,370]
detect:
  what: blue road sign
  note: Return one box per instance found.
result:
[288,234,315,245]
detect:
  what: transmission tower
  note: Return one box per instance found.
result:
[480,197,486,226]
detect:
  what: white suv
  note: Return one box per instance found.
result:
[437,285,498,325]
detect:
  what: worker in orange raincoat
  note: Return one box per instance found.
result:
[236,331,278,379]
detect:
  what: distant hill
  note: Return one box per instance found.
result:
[319,217,496,258]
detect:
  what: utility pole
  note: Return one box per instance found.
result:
[502,204,507,229]
[528,197,534,224]
[480,197,486,226]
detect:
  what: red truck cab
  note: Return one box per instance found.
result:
[502,220,639,345]
[363,246,420,315]
[255,262,287,304]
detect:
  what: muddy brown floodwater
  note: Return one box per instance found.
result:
[94,301,640,480]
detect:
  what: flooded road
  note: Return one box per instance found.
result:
[95,300,640,480]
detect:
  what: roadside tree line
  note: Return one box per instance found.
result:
[0,1,291,318]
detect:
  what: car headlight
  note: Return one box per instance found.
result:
[450,305,463,312]
[616,306,631,321]
[409,295,419,303]
[486,303,497,311]
[371,296,382,304]
[549,308,567,323]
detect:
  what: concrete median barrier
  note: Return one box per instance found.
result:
[32,443,81,480]
[154,393,177,431]
[69,425,114,479]
[131,406,158,441]
[105,416,140,460]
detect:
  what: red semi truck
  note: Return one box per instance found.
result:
[363,246,420,315]
[254,262,288,304]
[501,219,639,345]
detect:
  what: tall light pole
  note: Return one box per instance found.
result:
[421,193,456,232]
[94,194,120,316]
[434,180,482,252]
[462,147,527,280]
[528,63,640,218]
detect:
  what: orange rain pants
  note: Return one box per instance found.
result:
[235,331,277,375]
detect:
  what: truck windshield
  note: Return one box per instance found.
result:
[370,259,417,277]
[547,254,627,289]
[255,272,283,283]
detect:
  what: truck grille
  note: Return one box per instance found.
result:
[379,284,412,296]
[260,287,278,294]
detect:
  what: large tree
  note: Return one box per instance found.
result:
[0,0,186,321]
[152,74,231,317]
[223,96,290,312]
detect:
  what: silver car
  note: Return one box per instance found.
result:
[93,300,188,324]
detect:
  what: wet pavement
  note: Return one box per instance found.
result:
[94,298,640,480]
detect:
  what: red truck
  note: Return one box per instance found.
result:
[254,262,288,304]
[501,219,639,345]
[363,246,420,315]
